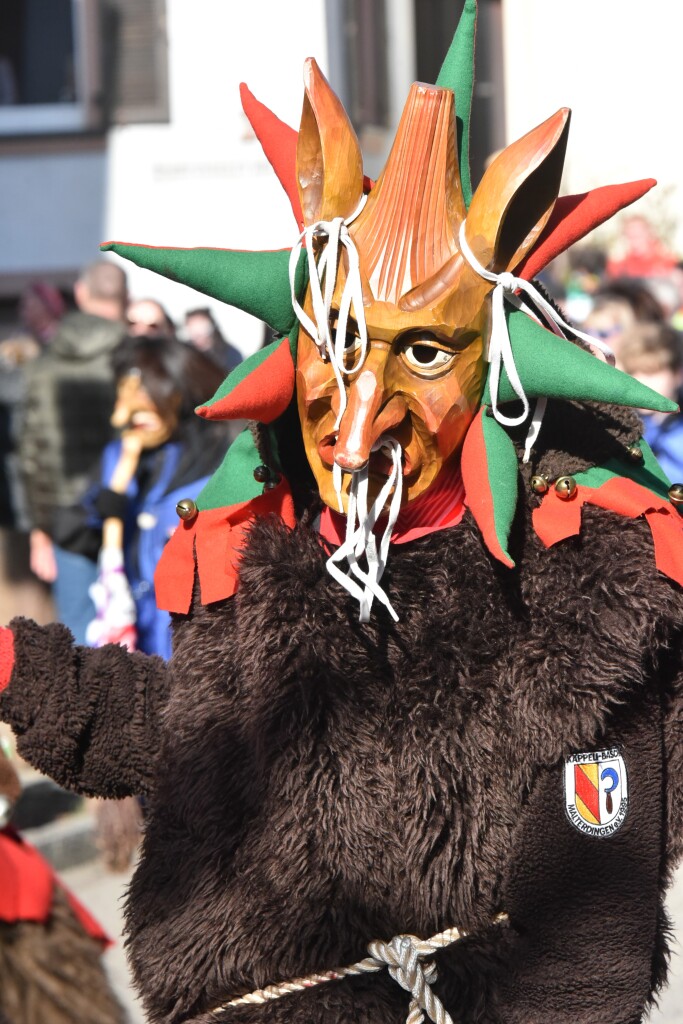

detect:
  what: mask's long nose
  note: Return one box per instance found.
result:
[333,352,407,471]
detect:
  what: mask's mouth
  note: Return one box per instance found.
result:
[318,432,416,479]
[325,435,403,623]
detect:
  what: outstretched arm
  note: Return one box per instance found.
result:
[0,618,170,799]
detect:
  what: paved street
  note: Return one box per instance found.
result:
[61,861,145,1024]
[651,864,683,1024]
[61,859,683,1024]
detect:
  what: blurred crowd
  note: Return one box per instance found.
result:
[541,213,683,482]
[0,262,242,658]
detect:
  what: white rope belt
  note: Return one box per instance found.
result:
[211,915,508,1022]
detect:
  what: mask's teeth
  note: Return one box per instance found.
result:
[333,462,344,513]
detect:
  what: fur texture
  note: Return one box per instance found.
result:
[3,399,683,1024]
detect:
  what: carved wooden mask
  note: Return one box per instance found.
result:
[295,60,570,512]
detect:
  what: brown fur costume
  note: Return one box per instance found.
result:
[2,398,683,1024]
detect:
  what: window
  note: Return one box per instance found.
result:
[102,0,169,125]
[0,0,101,135]
[326,0,390,134]
[414,0,505,190]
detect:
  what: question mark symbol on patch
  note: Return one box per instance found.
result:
[601,767,619,815]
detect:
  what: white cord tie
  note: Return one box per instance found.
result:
[367,934,452,1024]
[289,194,369,512]
[211,916,508,1021]
[457,222,615,461]
[289,196,403,622]
[326,436,403,623]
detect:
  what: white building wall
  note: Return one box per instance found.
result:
[0,150,107,278]
[104,0,330,354]
[502,0,683,251]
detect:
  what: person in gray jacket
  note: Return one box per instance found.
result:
[18,260,128,642]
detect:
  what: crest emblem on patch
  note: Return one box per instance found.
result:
[564,747,628,837]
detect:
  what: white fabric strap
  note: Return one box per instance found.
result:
[326,436,403,623]
[457,222,615,459]
[289,195,369,513]
[289,196,405,622]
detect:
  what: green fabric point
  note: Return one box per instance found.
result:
[573,438,672,501]
[482,410,518,564]
[101,242,307,337]
[435,0,477,207]
[196,427,264,510]
[484,309,678,415]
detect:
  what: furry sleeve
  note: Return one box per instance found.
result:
[0,617,169,798]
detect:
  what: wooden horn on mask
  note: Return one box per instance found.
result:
[296,58,365,227]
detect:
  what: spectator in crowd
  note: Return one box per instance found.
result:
[607,214,677,279]
[0,281,67,531]
[582,277,665,368]
[18,260,127,643]
[127,298,176,339]
[184,306,242,374]
[18,280,66,346]
[620,321,683,482]
[563,245,608,323]
[0,282,68,630]
[61,336,229,660]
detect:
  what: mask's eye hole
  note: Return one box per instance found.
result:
[341,331,362,370]
[401,340,456,376]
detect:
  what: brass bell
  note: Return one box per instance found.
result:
[253,465,270,483]
[555,476,577,500]
[668,484,683,508]
[626,443,644,463]
[176,497,198,522]
[530,475,549,495]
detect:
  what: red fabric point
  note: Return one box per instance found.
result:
[239,83,374,233]
[0,626,14,694]
[515,179,656,281]
[155,480,297,614]
[196,338,295,423]
[461,411,515,568]
[533,476,683,587]
[240,83,304,230]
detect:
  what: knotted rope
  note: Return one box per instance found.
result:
[325,435,403,622]
[211,916,508,1022]
[457,222,615,461]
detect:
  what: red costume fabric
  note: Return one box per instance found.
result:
[0,626,13,694]
[155,479,297,614]
[0,825,110,943]
[320,462,466,547]
[533,476,683,587]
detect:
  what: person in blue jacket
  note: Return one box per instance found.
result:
[58,335,230,659]
[620,321,683,484]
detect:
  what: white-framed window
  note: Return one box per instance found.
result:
[0,0,101,136]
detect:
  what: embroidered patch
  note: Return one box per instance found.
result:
[564,747,628,838]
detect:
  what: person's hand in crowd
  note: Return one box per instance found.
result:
[29,529,57,583]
